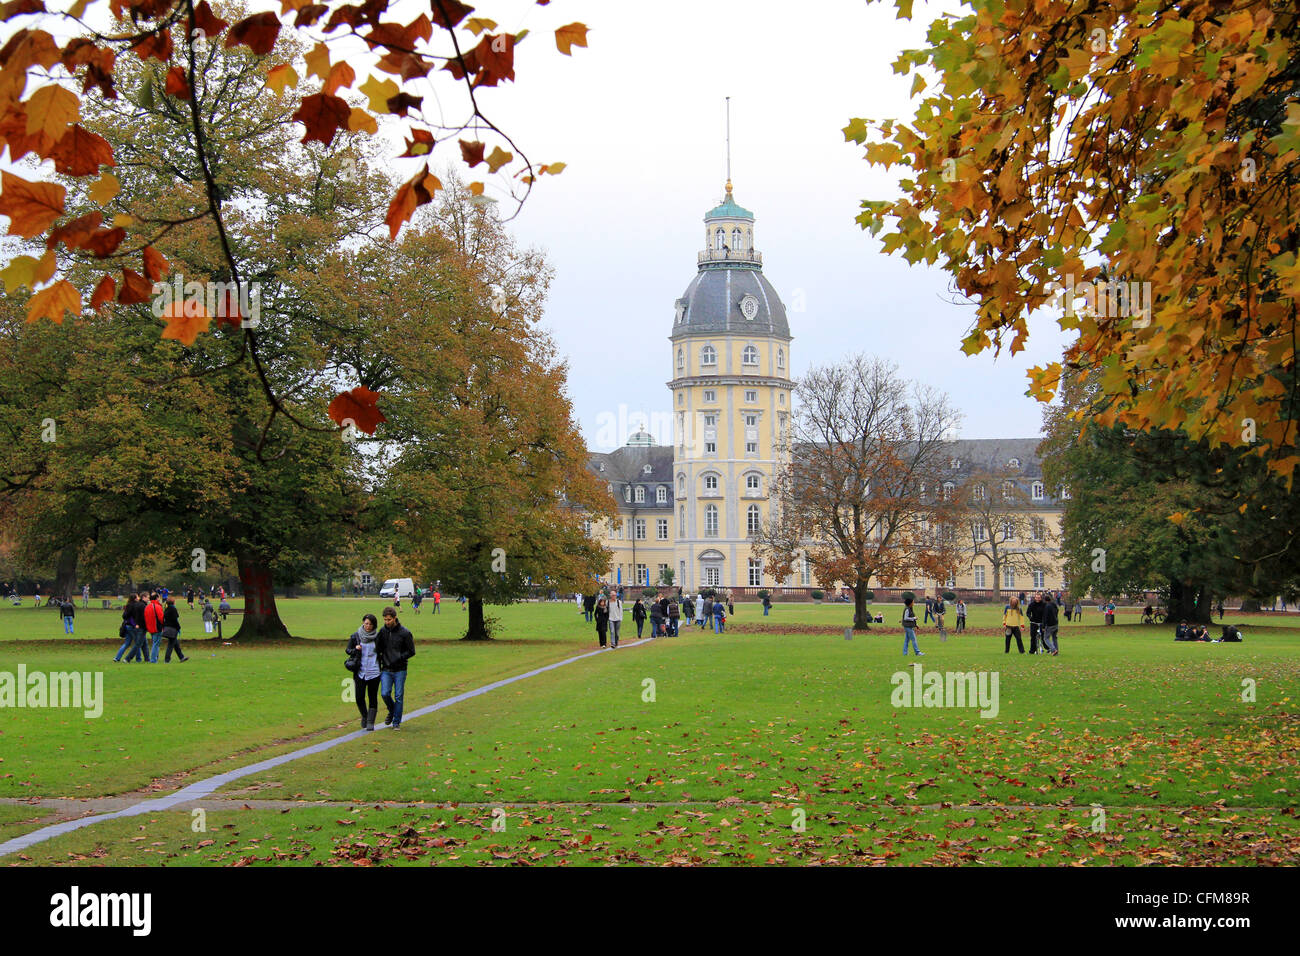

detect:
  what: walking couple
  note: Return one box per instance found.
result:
[346,608,416,731]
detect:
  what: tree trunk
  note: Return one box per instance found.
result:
[852,580,872,630]
[325,572,333,597]
[233,549,291,640]
[1168,577,1211,630]
[463,596,491,640]
[53,545,78,601]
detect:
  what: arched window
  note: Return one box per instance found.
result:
[1008,458,1021,469]
[746,474,761,494]
[676,347,684,370]
[705,504,719,537]
[777,348,785,370]
[1002,480,1015,500]
[742,345,759,365]
[634,486,645,503]
[942,481,955,501]
[703,474,719,493]
[678,474,686,496]
[656,486,667,504]
[679,504,685,531]
[701,345,717,366]
[714,227,725,250]
[732,227,743,250]
[747,504,761,535]
[1031,481,1044,500]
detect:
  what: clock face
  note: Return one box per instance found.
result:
[740,295,759,320]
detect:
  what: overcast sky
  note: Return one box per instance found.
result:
[457,0,1076,451]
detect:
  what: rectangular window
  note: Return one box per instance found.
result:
[745,414,757,426]
[705,441,716,454]
[748,562,762,586]
[974,566,985,589]
[583,520,592,536]
[1033,570,1045,589]
[945,571,956,588]
[704,414,716,426]
[744,390,757,403]
[705,567,720,587]
[636,564,647,585]
[656,518,668,540]
[635,519,646,540]
[1003,521,1015,540]
[703,390,716,403]
[746,441,757,454]
[657,563,669,584]
[800,556,810,586]
[1031,518,1045,541]
[1003,568,1015,589]
[974,523,986,542]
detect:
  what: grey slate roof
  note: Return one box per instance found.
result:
[587,445,676,510]
[673,267,791,340]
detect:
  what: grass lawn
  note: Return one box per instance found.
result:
[2,597,1297,864]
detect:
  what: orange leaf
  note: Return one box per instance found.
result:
[159,298,211,346]
[554,22,588,56]
[49,124,113,176]
[224,12,280,56]
[131,29,173,63]
[142,245,169,282]
[89,274,115,311]
[459,139,484,167]
[402,129,434,157]
[293,92,350,145]
[25,278,79,323]
[428,0,471,28]
[46,210,101,250]
[328,386,386,435]
[164,66,191,99]
[323,60,355,95]
[472,33,514,86]
[116,267,152,305]
[0,170,65,238]
[83,226,125,258]
[384,163,440,239]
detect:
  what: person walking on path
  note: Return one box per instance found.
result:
[594,596,610,648]
[60,598,75,634]
[702,594,713,630]
[902,597,923,656]
[144,592,166,662]
[923,596,934,624]
[347,613,382,731]
[667,597,680,636]
[582,593,596,623]
[114,594,139,661]
[1041,595,1060,656]
[126,594,148,661]
[1027,592,1045,653]
[1003,596,1026,653]
[161,597,188,662]
[712,598,726,634]
[695,593,706,628]
[632,598,647,638]
[762,592,772,616]
[377,607,415,729]
[955,599,966,633]
[608,593,624,648]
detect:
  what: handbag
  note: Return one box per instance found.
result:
[345,645,361,673]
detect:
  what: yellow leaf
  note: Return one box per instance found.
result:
[266,64,299,95]
[0,255,38,293]
[112,213,135,228]
[25,278,80,323]
[68,0,92,18]
[468,182,484,196]
[32,248,56,285]
[554,22,588,56]
[87,171,119,205]
[485,146,512,173]
[347,107,377,134]
[159,298,211,346]
[359,75,399,114]
[545,161,566,175]
[1168,512,1185,525]
[304,42,331,82]
[464,17,497,35]
[24,84,79,139]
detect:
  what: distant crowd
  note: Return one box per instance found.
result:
[576,589,737,648]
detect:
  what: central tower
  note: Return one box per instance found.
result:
[669,182,793,591]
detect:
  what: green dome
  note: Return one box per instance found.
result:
[705,188,753,221]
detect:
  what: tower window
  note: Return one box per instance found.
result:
[732,227,743,250]
[705,504,719,537]
[704,475,718,493]
[745,414,757,426]
[676,348,684,370]
[678,474,685,495]
[744,389,757,403]
[703,389,716,402]
[701,345,717,366]
[715,228,725,251]
[777,348,785,370]
[742,345,759,365]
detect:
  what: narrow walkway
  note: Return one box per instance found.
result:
[0,638,651,857]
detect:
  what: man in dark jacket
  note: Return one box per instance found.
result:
[1027,592,1045,653]
[60,598,75,634]
[377,607,415,729]
[126,593,149,662]
[161,596,188,662]
[1041,595,1060,655]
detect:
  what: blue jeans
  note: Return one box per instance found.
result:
[763,606,770,615]
[114,626,138,661]
[124,627,147,662]
[903,627,921,655]
[381,669,408,726]
[148,631,163,662]
[610,621,621,646]
[63,616,74,634]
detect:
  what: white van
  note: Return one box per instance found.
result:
[378,578,416,599]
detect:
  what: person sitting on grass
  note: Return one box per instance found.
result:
[1217,625,1243,642]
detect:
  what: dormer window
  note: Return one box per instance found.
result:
[1008,458,1021,469]
[634,486,645,503]
[643,464,652,475]
[623,486,631,502]
[1031,481,1044,500]
[656,486,667,504]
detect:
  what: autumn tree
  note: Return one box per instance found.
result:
[1041,366,1300,625]
[960,460,1057,597]
[848,1,1300,486]
[307,188,613,640]
[753,355,965,630]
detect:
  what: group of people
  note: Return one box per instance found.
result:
[112,592,189,663]
[1001,591,1063,655]
[345,608,416,731]
[1175,622,1243,642]
[584,589,736,647]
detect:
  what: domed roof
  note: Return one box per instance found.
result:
[705,193,754,221]
[673,267,790,340]
[626,427,656,446]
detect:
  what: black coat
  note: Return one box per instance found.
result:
[376,622,415,671]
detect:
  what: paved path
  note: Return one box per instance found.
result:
[0,639,651,858]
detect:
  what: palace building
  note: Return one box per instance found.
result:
[585,182,1066,596]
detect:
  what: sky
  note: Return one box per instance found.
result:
[455,0,1077,451]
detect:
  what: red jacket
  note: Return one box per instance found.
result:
[144,600,165,633]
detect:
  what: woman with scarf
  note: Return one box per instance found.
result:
[346,613,382,730]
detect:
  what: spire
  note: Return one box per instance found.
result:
[725,95,732,196]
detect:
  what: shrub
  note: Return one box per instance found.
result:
[641,588,656,600]
[810,589,824,600]
[942,590,957,602]
[902,590,916,603]
[862,590,874,602]
[756,588,771,600]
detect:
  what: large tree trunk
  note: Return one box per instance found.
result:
[325,572,333,597]
[463,596,491,640]
[233,549,291,641]
[53,545,78,601]
[852,580,872,630]
[1168,577,1211,630]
